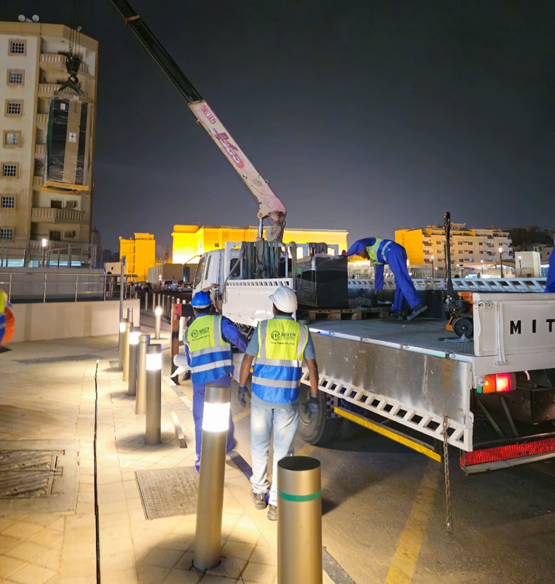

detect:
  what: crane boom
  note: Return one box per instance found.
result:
[108,0,287,241]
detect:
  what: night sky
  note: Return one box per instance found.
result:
[2,1,554,252]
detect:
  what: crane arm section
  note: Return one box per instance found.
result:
[108,0,287,241]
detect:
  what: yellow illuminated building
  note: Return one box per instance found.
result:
[119,233,156,281]
[172,225,349,264]
[396,224,512,269]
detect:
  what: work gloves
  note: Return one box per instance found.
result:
[238,384,251,408]
[308,396,320,418]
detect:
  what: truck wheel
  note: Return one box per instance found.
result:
[297,387,338,445]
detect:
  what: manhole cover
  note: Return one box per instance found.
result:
[0,450,63,499]
[135,467,199,520]
[0,440,79,515]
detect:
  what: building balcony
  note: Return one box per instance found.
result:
[36,113,49,126]
[30,207,86,224]
[39,53,90,75]
[37,84,79,97]
[35,144,46,157]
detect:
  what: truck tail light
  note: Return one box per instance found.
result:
[482,373,516,393]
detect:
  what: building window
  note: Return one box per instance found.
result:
[0,228,14,240]
[5,100,23,116]
[7,70,24,85]
[3,131,21,147]
[1,196,15,209]
[1,163,18,178]
[51,200,62,209]
[50,231,61,241]
[9,40,27,56]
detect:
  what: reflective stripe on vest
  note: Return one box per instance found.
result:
[185,315,233,384]
[252,319,308,403]
[366,238,392,265]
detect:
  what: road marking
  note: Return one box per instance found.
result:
[384,461,440,584]
[233,408,251,423]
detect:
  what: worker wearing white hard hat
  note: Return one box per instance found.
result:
[238,285,320,521]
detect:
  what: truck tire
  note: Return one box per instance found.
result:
[297,388,338,445]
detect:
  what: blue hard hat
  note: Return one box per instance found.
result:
[191,291,212,308]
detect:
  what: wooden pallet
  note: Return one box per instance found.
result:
[308,307,390,322]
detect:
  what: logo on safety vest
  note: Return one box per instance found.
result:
[191,326,209,340]
[271,331,296,341]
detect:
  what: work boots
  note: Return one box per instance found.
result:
[252,491,267,510]
[267,504,277,521]
[406,303,428,321]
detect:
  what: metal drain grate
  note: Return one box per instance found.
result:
[135,467,199,520]
[0,450,63,499]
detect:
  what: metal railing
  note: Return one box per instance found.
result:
[0,242,99,268]
[0,271,138,303]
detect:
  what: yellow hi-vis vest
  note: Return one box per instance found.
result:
[252,318,308,403]
[366,238,392,265]
[185,315,233,384]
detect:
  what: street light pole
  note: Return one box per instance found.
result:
[499,247,504,278]
[431,254,434,276]
[518,255,522,277]
[481,259,484,276]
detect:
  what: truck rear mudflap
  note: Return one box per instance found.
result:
[461,435,555,474]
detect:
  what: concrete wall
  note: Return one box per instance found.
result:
[10,299,140,343]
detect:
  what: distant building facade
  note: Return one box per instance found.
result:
[119,233,156,282]
[395,224,513,270]
[0,21,98,258]
[172,225,349,265]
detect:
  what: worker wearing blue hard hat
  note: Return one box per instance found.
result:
[177,289,248,471]
[546,250,555,293]
[347,237,427,321]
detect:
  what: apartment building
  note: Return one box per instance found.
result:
[172,225,349,264]
[0,21,97,258]
[119,233,156,282]
[396,224,513,269]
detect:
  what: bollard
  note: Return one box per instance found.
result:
[118,318,128,370]
[277,456,322,584]
[145,344,162,445]
[122,320,131,381]
[127,307,134,326]
[155,306,162,340]
[128,326,141,396]
[136,334,150,414]
[194,384,230,571]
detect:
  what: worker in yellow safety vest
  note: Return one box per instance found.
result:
[238,285,320,521]
[347,237,428,321]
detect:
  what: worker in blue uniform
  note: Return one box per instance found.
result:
[177,291,248,471]
[347,238,427,320]
[546,251,555,293]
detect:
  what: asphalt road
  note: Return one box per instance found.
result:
[226,381,555,584]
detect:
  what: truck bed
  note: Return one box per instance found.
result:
[308,318,475,359]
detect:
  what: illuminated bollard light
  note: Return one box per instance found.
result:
[136,334,150,414]
[145,344,162,445]
[128,326,141,396]
[194,384,230,571]
[118,318,128,370]
[155,306,162,340]
[122,320,131,382]
[277,456,322,584]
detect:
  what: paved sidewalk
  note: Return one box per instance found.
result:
[0,334,332,584]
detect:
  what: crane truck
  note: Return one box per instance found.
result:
[105,0,555,474]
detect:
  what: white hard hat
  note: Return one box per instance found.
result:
[269,285,298,313]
